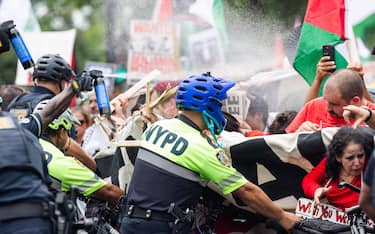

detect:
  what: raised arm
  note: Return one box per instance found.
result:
[36,76,93,133]
[304,56,335,104]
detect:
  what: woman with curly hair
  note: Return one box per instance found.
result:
[301,127,373,210]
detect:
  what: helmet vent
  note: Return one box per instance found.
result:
[195,85,207,91]
[192,94,202,100]
[213,85,223,91]
[55,61,64,67]
[196,78,208,82]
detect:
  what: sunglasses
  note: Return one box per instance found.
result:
[77,119,87,125]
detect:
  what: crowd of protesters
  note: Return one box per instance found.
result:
[2,49,375,234]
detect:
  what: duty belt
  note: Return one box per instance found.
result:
[0,201,51,221]
[125,204,174,222]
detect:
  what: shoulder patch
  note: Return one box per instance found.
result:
[216,150,231,167]
[19,117,31,124]
[0,116,16,129]
[10,108,28,120]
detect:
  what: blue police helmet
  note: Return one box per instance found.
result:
[176,73,235,134]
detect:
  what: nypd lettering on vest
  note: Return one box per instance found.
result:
[145,124,188,155]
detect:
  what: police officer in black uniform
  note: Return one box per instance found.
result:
[6,54,74,118]
[0,70,93,234]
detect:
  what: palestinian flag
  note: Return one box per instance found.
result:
[293,0,349,86]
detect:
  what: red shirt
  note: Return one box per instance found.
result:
[301,157,362,211]
[286,97,375,133]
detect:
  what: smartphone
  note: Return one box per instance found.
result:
[322,45,336,72]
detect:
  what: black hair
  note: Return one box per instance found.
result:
[247,92,269,125]
[223,111,241,132]
[268,110,297,134]
[325,127,373,180]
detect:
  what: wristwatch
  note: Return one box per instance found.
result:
[360,106,372,122]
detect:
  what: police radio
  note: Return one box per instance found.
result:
[0,20,34,69]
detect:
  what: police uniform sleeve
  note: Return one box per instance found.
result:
[197,150,247,195]
[20,113,42,137]
[41,139,107,196]
[364,154,375,186]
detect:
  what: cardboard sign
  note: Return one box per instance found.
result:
[188,28,225,70]
[222,89,250,121]
[296,198,374,227]
[128,20,179,74]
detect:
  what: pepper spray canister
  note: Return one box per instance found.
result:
[1,20,34,69]
[91,70,111,116]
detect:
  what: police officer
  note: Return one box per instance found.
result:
[120,73,300,234]
[40,108,124,204]
[0,71,93,234]
[6,54,74,118]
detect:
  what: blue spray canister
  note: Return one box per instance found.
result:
[1,20,34,69]
[91,70,111,116]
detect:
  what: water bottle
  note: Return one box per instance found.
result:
[91,70,111,116]
[1,20,34,69]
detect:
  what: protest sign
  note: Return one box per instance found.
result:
[128,20,179,74]
[222,89,250,121]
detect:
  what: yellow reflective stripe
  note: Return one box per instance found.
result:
[217,171,244,191]
[138,148,202,183]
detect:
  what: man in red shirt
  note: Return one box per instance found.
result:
[286,69,375,133]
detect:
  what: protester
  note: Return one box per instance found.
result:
[88,91,99,121]
[40,109,123,204]
[286,69,375,133]
[120,73,299,234]
[304,56,374,104]
[301,127,373,210]
[72,106,91,145]
[268,110,297,134]
[245,91,269,137]
[149,80,180,120]
[0,71,93,234]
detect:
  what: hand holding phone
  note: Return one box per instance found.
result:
[322,45,336,72]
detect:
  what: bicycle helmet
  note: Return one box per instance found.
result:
[34,100,80,131]
[176,73,235,135]
[48,109,80,131]
[33,54,74,82]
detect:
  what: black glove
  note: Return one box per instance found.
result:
[73,71,93,94]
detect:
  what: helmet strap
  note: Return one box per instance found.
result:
[202,111,222,148]
[58,81,63,93]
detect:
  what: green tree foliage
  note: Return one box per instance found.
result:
[33,0,106,72]
[0,0,106,85]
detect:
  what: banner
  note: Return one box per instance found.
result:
[128,20,179,74]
